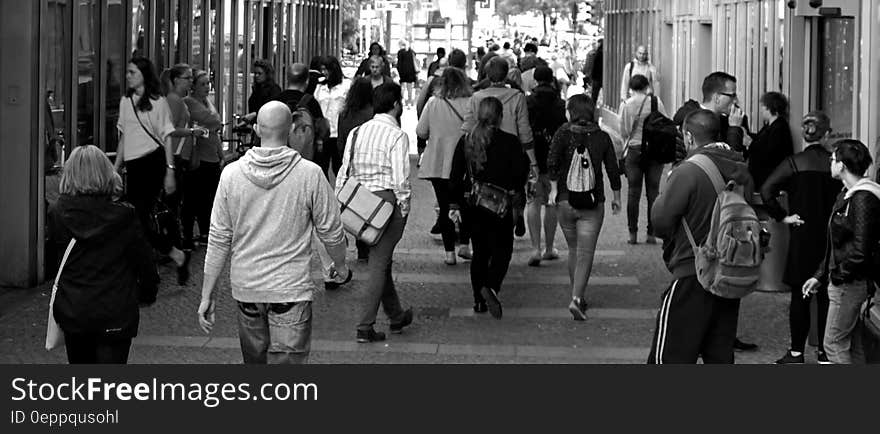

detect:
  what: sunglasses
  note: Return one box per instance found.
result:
[719,91,737,99]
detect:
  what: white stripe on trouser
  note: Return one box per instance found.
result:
[655,279,680,364]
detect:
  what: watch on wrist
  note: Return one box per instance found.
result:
[167,164,176,170]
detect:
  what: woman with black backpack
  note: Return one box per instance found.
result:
[449,97,529,318]
[548,94,622,321]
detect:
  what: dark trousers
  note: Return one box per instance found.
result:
[647,275,741,364]
[469,207,514,304]
[624,147,663,236]
[181,161,221,243]
[125,147,176,254]
[429,178,467,252]
[590,82,602,105]
[64,332,132,364]
[790,282,829,353]
[314,137,342,178]
[358,190,407,332]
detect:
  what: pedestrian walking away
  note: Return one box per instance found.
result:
[416,67,473,265]
[802,139,880,364]
[49,145,159,364]
[449,96,530,318]
[761,111,840,364]
[335,82,414,343]
[525,66,567,266]
[620,74,668,245]
[198,101,351,364]
[396,40,418,106]
[547,94,622,320]
[647,109,755,364]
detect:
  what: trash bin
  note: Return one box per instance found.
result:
[753,193,790,293]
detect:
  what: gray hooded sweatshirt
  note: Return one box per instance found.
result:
[204,146,345,303]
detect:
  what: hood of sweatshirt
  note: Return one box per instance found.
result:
[52,195,135,242]
[694,143,752,187]
[240,146,302,190]
[568,121,602,135]
[845,178,880,201]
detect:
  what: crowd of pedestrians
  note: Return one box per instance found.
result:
[46,37,879,366]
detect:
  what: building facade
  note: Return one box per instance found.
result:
[603,0,879,161]
[0,0,341,287]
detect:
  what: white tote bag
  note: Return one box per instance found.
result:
[46,238,76,351]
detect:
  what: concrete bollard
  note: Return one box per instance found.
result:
[753,193,790,293]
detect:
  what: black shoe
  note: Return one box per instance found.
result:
[480,287,502,319]
[733,338,758,352]
[197,234,209,245]
[176,251,191,285]
[817,351,832,365]
[390,308,413,334]
[430,222,443,235]
[514,216,526,237]
[775,350,804,364]
[181,239,196,251]
[473,301,488,313]
[356,329,386,343]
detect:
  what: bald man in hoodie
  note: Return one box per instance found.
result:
[198,101,350,364]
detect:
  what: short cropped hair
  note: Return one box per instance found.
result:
[448,49,467,69]
[566,94,596,125]
[833,139,873,176]
[485,56,509,83]
[683,109,721,145]
[701,71,736,102]
[760,91,789,119]
[60,145,118,197]
[523,43,538,54]
[629,74,650,92]
[373,82,402,114]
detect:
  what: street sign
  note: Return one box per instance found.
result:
[375,1,410,11]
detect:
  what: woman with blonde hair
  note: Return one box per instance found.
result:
[449,97,529,318]
[417,67,474,265]
[49,145,158,363]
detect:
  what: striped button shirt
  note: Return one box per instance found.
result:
[335,113,412,216]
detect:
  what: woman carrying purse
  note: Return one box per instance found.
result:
[449,97,529,318]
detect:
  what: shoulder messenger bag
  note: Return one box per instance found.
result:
[336,127,394,246]
[46,238,76,350]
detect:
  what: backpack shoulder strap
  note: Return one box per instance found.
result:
[628,61,634,80]
[650,95,658,113]
[688,154,725,195]
[345,126,361,177]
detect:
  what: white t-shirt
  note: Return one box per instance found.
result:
[117,94,175,161]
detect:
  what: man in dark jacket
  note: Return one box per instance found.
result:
[525,66,567,266]
[582,39,603,103]
[647,109,755,364]
[672,72,750,161]
[275,63,331,173]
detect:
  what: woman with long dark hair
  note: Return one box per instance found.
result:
[315,55,350,176]
[245,58,282,120]
[803,140,880,364]
[449,97,529,318]
[548,94,621,320]
[51,145,158,363]
[115,56,190,284]
[337,77,375,262]
[417,67,473,265]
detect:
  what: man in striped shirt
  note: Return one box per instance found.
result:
[335,82,414,343]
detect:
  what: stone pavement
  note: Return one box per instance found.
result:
[0,106,808,364]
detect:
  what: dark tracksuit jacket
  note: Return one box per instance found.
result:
[647,144,755,364]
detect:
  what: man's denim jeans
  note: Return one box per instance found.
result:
[237,301,312,364]
[824,281,868,364]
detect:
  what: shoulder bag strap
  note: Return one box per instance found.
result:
[53,239,77,287]
[788,156,798,174]
[680,154,725,252]
[650,95,658,113]
[345,126,361,177]
[130,97,165,149]
[443,98,464,122]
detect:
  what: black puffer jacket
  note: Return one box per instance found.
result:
[48,195,158,337]
[813,181,880,285]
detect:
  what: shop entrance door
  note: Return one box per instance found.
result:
[816,17,856,140]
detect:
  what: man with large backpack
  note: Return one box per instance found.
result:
[647,109,757,364]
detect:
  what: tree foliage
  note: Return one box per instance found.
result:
[496,0,572,20]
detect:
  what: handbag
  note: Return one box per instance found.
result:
[46,238,76,350]
[148,193,176,238]
[337,127,394,246]
[463,142,513,218]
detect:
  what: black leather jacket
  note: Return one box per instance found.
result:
[814,187,880,285]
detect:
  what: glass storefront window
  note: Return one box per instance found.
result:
[105,0,126,154]
[818,18,855,140]
[76,0,100,148]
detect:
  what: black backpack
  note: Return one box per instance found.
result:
[642,96,677,164]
